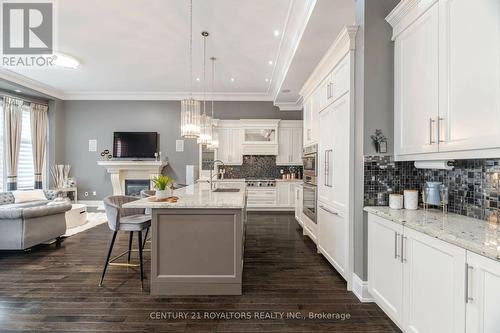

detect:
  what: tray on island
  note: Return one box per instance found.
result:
[148,196,179,203]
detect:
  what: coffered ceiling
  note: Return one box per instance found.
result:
[0,0,355,110]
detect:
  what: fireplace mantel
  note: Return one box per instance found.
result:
[97,160,168,195]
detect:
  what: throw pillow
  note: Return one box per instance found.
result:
[12,189,48,203]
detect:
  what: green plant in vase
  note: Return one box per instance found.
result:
[152,175,175,199]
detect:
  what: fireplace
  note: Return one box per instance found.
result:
[125,179,150,197]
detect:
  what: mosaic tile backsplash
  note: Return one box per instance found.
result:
[364,156,500,222]
[220,155,303,179]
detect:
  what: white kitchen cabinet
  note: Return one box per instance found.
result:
[217,125,242,165]
[437,0,500,153]
[317,203,348,280]
[402,226,466,333]
[317,56,351,113]
[294,185,303,226]
[388,0,500,159]
[466,251,500,333]
[303,97,319,147]
[368,214,404,326]
[318,94,350,212]
[277,182,291,207]
[277,121,303,165]
[246,188,277,208]
[277,181,299,209]
[393,1,439,155]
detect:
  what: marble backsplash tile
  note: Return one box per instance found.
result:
[364,155,500,222]
[220,155,302,179]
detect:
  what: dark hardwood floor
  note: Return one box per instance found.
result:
[0,213,400,332]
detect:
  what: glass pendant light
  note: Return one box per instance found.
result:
[208,57,219,149]
[198,31,213,144]
[181,0,201,139]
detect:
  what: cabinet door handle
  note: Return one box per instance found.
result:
[465,264,474,303]
[326,149,333,187]
[438,117,445,143]
[319,205,338,215]
[401,236,407,263]
[324,150,328,187]
[394,232,400,259]
[429,118,436,144]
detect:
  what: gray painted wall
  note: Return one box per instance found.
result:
[354,0,398,281]
[61,100,301,200]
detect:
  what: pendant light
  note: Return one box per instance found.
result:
[208,57,219,149]
[181,0,201,139]
[198,31,213,144]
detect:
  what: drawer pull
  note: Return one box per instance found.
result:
[319,205,338,215]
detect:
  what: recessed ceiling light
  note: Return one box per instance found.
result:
[52,52,80,69]
[265,78,269,82]
[273,29,280,37]
[14,89,22,93]
[268,60,273,65]
[230,78,235,82]
[196,77,200,82]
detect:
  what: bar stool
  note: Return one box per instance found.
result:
[99,195,151,290]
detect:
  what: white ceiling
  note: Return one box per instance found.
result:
[0,0,355,109]
[275,0,356,108]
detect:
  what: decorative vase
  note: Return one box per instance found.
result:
[155,189,169,199]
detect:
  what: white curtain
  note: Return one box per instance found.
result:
[30,103,48,189]
[3,97,24,191]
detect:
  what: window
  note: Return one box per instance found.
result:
[0,102,3,192]
[17,107,34,190]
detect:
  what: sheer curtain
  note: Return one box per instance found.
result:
[17,107,35,190]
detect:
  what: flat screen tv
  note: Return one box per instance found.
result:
[113,132,158,159]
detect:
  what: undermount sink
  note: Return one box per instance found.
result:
[212,188,240,193]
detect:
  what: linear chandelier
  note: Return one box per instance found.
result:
[180,0,201,139]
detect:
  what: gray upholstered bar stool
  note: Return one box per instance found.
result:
[99,195,151,290]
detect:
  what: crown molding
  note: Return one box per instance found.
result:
[62,91,274,101]
[269,0,317,101]
[386,0,438,40]
[299,25,358,100]
[0,68,65,100]
[274,95,303,111]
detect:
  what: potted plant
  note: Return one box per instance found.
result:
[152,175,174,199]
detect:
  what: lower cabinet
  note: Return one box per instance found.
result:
[466,251,500,333]
[368,213,500,333]
[368,214,404,326]
[246,188,277,208]
[318,203,348,280]
[403,227,466,333]
[294,185,303,226]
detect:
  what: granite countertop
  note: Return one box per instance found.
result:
[364,206,500,262]
[124,182,246,209]
[276,179,303,182]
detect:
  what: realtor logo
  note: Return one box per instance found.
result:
[2,2,53,54]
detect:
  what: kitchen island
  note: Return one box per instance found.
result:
[123,182,247,296]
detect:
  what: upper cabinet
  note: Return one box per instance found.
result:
[303,96,319,147]
[217,121,242,165]
[277,120,303,165]
[387,0,500,160]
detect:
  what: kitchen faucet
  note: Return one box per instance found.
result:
[209,159,225,191]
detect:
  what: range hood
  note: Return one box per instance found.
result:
[241,119,280,155]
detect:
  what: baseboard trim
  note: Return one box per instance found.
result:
[352,273,374,303]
